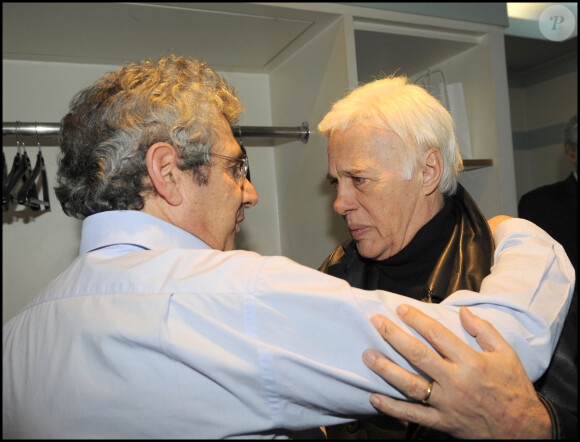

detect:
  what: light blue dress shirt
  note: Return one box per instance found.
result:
[3,211,574,439]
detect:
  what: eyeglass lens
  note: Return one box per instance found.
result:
[240,143,250,183]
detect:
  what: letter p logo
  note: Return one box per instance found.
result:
[550,15,565,30]
[540,6,576,41]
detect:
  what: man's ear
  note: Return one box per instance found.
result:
[422,148,443,196]
[145,142,183,206]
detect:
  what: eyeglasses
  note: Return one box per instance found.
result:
[208,151,250,186]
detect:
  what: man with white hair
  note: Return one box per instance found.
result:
[318,78,575,439]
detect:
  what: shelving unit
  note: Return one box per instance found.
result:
[353,17,496,175]
[345,7,514,222]
[463,159,494,170]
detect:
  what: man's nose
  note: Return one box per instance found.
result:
[333,184,356,215]
[243,179,258,208]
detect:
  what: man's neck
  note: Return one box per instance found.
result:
[398,191,445,254]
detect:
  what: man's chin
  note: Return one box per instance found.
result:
[355,241,388,261]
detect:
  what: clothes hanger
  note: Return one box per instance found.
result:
[2,150,8,212]
[4,123,27,209]
[10,124,38,209]
[17,123,49,210]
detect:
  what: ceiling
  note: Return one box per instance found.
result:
[504,2,577,72]
[355,30,478,82]
[2,2,577,75]
[1,2,337,72]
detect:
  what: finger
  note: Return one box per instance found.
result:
[369,393,440,428]
[487,215,512,235]
[363,348,435,402]
[459,307,518,355]
[368,313,450,383]
[394,305,475,364]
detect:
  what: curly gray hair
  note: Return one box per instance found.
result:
[55,55,244,219]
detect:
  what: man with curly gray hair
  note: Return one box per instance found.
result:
[55,55,253,251]
[2,57,574,439]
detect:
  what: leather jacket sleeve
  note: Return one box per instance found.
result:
[535,289,577,439]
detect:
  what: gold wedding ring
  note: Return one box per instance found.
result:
[422,380,433,404]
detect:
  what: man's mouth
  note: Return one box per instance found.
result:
[348,224,369,239]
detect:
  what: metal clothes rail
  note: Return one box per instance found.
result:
[2,122,311,143]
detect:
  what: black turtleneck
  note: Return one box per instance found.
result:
[365,195,456,300]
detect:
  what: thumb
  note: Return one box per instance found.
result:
[459,307,512,353]
[487,215,512,236]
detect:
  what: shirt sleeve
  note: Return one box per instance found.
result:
[247,218,574,429]
[441,218,574,380]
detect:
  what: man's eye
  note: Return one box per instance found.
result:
[328,178,338,187]
[352,176,368,185]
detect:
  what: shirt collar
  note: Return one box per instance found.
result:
[79,210,212,255]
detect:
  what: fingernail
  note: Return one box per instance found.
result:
[370,315,382,329]
[397,305,408,316]
[370,395,380,407]
[363,350,376,365]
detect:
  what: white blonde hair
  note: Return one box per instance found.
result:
[318,76,463,195]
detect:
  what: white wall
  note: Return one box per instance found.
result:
[270,18,351,269]
[218,71,282,257]
[3,60,116,325]
[428,31,518,218]
[2,60,277,324]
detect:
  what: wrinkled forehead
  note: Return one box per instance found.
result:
[328,125,405,163]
